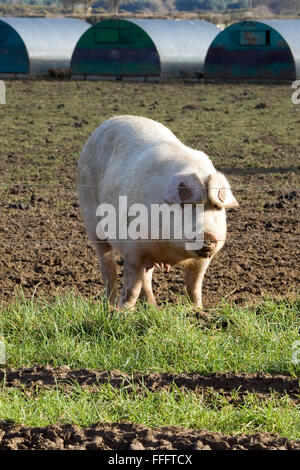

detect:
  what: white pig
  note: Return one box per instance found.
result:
[78,115,238,309]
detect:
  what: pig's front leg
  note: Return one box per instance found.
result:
[120,256,144,309]
[184,257,212,308]
[139,267,157,306]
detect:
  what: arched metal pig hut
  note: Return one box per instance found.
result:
[71,19,220,80]
[0,17,90,77]
[204,20,300,80]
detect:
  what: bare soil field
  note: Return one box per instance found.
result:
[1,421,299,450]
[0,81,299,308]
[0,184,298,308]
[0,80,299,450]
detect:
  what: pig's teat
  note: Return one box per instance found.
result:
[144,258,171,273]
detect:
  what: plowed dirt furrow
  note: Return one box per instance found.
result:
[0,421,299,450]
[1,366,298,400]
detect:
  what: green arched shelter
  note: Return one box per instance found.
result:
[71,19,220,80]
[204,20,300,80]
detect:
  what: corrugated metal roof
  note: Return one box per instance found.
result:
[258,20,300,78]
[205,19,300,80]
[128,19,220,78]
[0,17,90,74]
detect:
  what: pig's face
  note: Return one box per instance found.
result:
[163,172,238,259]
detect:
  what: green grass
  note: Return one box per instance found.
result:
[0,294,299,437]
[0,384,299,439]
[0,294,299,374]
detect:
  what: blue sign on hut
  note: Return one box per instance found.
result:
[204,20,300,80]
[71,19,220,80]
[0,17,90,77]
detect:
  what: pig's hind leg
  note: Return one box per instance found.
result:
[139,267,157,306]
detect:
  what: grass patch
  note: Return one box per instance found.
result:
[0,384,299,439]
[0,294,299,374]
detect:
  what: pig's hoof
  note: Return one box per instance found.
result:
[118,303,137,313]
[108,304,119,314]
[194,310,214,322]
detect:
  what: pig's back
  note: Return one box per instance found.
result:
[78,115,215,205]
[79,115,180,173]
[101,115,180,148]
[98,115,180,149]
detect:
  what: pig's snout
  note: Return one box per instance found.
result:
[203,232,218,250]
[195,232,218,257]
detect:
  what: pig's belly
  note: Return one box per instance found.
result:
[108,239,191,266]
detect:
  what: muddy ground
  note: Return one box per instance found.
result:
[0,366,299,401]
[0,183,299,308]
[1,421,299,450]
[0,367,299,450]
[0,81,299,308]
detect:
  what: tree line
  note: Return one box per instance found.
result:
[0,0,299,14]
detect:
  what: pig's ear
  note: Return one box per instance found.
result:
[207,172,239,209]
[163,173,206,204]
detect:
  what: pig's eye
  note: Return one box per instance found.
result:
[196,196,207,205]
[211,202,223,210]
